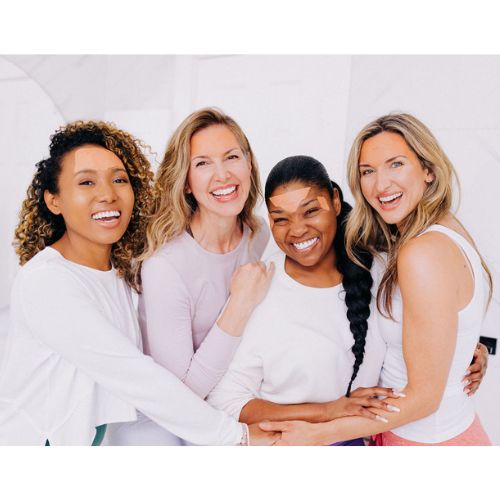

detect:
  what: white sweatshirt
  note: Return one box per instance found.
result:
[0,247,244,445]
[207,251,387,418]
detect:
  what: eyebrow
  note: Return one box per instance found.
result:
[74,167,127,176]
[359,155,407,168]
[191,148,241,162]
[269,197,318,214]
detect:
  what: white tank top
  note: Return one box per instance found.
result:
[377,224,488,443]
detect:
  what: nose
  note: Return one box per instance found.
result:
[96,180,118,203]
[213,160,231,182]
[288,218,308,238]
[375,167,392,193]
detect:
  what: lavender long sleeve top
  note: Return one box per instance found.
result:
[138,219,270,399]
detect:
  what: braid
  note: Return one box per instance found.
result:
[332,182,373,396]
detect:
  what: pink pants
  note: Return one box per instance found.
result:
[373,414,491,446]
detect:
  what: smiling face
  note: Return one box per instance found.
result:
[187,124,251,219]
[358,131,434,228]
[268,181,340,268]
[44,144,135,251]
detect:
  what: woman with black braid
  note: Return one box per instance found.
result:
[208,156,403,445]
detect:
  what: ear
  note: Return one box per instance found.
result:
[332,188,341,216]
[185,183,192,194]
[425,168,435,184]
[44,189,61,215]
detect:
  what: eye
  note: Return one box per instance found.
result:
[305,207,319,216]
[360,168,373,176]
[391,161,403,168]
[78,180,94,186]
[272,217,288,225]
[226,154,240,160]
[195,160,209,168]
[113,177,129,184]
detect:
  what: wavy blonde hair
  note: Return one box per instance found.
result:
[135,107,262,280]
[345,113,493,318]
[14,120,154,293]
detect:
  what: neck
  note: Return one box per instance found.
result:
[285,247,342,288]
[51,232,112,271]
[189,210,243,254]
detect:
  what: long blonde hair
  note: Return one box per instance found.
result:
[345,113,493,318]
[134,107,262,286]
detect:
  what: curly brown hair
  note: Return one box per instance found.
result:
[14,120,154,292]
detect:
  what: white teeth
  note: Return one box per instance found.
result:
[379,192,402,203]
[292,237,318,250]
[92,210,120,220]
[212,186,237,196]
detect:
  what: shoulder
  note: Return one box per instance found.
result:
[398,231,459,272]
[397,232,460,297]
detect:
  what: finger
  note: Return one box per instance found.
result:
[259,421,289,432]
[360,398,401,413]
[466,382,480,396]
[358,408,385,421]
[353,387,404,398]
[266,261,276,277]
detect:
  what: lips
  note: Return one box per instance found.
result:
[378,192,402,204]
[290,237,319,252]
[91,209,122,228]
[210,184,239,202]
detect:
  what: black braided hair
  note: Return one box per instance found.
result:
[265,155,373,396]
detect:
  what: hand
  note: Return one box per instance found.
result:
[259,420,325,446]
[463,343,489,396]
[248,423,281,445]
[325,386,403,421]
[229,261,275,312]
[218,261,276,337]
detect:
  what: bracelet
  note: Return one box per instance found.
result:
[239,423,250,446]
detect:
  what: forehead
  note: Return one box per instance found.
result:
[359,131,413,163]
[269,182,327,212]
[190,124,240,155]
[61,144,123,172]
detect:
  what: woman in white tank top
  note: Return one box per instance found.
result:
[260,113,492,445]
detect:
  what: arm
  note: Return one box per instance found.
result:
[21,266,244,446]
[262,234,463,444]
[141,255,239,399]
[141,255,275,399]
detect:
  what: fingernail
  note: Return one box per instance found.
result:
[392,389,407,397]
[464,388,471,394]
[463,379,470,386]
[464,370,471,376]
[375,415,389,423]
[386,404,400,413]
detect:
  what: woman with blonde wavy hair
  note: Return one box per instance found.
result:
[108,108,275,445]
[0,121,278,446]
[261,112,492,445]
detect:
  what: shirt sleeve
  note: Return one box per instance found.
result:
[207,321,264,420]
[140,254,241,399]
[19,265,244,446]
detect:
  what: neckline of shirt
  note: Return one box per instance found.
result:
[182,223,250,258]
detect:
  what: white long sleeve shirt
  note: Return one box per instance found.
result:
[207,251,387,419]
[0,247,244,445]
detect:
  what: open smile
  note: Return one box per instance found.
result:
[91,210,122,228]
[378,192,403,210]
[210,184,239,202]
[290,237,319,253]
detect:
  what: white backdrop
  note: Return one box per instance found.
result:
[0,55,498,443]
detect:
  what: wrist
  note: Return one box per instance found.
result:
[324,400,342,421]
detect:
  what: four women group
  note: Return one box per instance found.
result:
[0,106,492,446]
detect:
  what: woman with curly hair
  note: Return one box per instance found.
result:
[260,114,492,445]
[108,108,275,445]
[0,121,278,446]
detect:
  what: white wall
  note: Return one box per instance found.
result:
[1,55,498,443]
